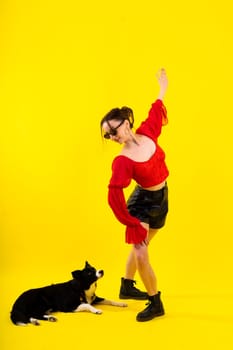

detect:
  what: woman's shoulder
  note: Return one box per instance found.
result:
[109,155,133,188]
[112,154,132,165]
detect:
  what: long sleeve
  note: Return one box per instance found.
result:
[108,187,147,244]
[108,156,147,244]
[136,99,168,141]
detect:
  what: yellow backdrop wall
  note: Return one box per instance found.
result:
[1,1,233,347]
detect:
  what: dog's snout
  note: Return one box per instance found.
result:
[96,270,104,278]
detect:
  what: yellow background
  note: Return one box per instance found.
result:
[1,0,233,349]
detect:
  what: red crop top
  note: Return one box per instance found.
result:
[108,99,169,244]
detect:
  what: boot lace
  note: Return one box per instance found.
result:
[132,280,141,292]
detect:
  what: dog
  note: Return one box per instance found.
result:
[10,261,127,326]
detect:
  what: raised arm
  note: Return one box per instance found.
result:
[156,68,168,101]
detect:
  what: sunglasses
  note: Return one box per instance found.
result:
[103,119,125,139]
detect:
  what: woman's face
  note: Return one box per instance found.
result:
[102,119,129,144]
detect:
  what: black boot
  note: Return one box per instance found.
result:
[136,292,165,322]
[119,277,148,300]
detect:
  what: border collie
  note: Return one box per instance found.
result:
[10,262,127,325]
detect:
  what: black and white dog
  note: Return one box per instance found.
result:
[10,262,127,326]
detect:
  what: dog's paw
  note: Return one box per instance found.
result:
[119,302,128,307]
[48,316,57,322]
[30,318,40,326]
[112,301,128,307]
[95,309,103,315]
[16,322,27,326]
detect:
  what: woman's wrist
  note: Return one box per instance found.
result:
[157,88,167,100]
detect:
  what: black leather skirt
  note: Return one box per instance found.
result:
[127,183,168,229]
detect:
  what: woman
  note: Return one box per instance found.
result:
[100,69,169,322]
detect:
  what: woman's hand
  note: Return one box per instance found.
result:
[138,222,149,246]
[133,223,149,248]
[156,68,168,100]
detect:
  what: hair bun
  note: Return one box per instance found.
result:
[121,107,134,128]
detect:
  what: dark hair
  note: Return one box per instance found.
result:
[100,106,134,135]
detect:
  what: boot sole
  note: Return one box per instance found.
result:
[136,311,165,322]
[119,295,148,300]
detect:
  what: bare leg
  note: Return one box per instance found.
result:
[133,243,157,296]
[125,248,137,279]
[125,228,159,280]
[132,228,159,296]
[134,227,165,321]
[148,228,158,242]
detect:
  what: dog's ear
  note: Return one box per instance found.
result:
[85,261,91,268]
[72,270,81,279]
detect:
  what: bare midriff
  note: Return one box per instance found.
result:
[141,180,166,191]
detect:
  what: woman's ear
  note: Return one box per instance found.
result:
[125,119,131,129]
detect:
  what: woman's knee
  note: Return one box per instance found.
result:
[133,245,148,267]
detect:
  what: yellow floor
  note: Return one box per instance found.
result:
[2,270,233,350]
